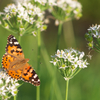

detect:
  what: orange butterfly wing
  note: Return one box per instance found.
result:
[2,35,40,86]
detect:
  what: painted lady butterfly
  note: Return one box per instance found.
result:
[2,35,40,86]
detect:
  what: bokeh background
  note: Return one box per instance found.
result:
[0,0,100,100]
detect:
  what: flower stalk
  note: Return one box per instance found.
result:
[36,86,40,100]
[14,95,16,100]
[65,79,69,100]
[37,29,41,100]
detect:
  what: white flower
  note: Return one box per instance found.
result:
[35,0,47,5]
[24,2,34,9]
[71,56,78,68]
[48,0,57,6]
[18,10,28,20]
[32,31,37,36]
[0,86,7,96]
[19,27,25,31]
[50,61,57,65]
[28,17,35,24]
[17,2,25,13]
[87,54,92,60]
[41,25,46,31]
[0,12,5,15]
[4,23,9,29]
[5,13,11,20]
[4,4,17,13]
[44,18,50,24]
[79,52,85,59]
[55,20,59,26]
[0,79,3,84]
[35,7,42,17]
[50,58,59,65]
[6,85,17,96]
[36,22,41,28]
[56,49,65,58]
[59,64,68,70]
[28,9,35,15]
[66,52,74,62]
[79,60,89,68]
[6,76,11,84]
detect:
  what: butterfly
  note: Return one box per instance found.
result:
[2,35,40,86]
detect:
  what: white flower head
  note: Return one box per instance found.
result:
[0,1,46,36]
[0,71,20,99]
[87,24,100,38]
[50,48,89,80]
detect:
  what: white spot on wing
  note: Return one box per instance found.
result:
[13,37,15,39]
[14,42,19,45]
[32,79,34,81]
[38,79,40,82]
[10,41,12,44]
[33,74,37,79]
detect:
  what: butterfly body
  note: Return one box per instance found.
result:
[2,35,40,86]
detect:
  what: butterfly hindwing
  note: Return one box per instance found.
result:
[22,63,40,86]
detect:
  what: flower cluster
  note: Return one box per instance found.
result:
[50,48,89,80]
[34,0,82,24]
[85,24,100,50]
[0,70,20,100]
[0,1,47,36]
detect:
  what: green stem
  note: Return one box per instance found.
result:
[14,95,16,100]
[7,20,13,28]
[0,24,17,34]
[36,29,41,100]
[36,86,40,100]
[56,22,63,50]
[65,79,69,100]
[93,48,100,53]
[71,68,81,78]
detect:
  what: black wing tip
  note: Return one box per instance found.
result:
[7,34,14,40]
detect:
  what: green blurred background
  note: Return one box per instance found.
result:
[0,0,100,100]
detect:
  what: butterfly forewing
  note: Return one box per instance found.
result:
[6,35,24,58]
